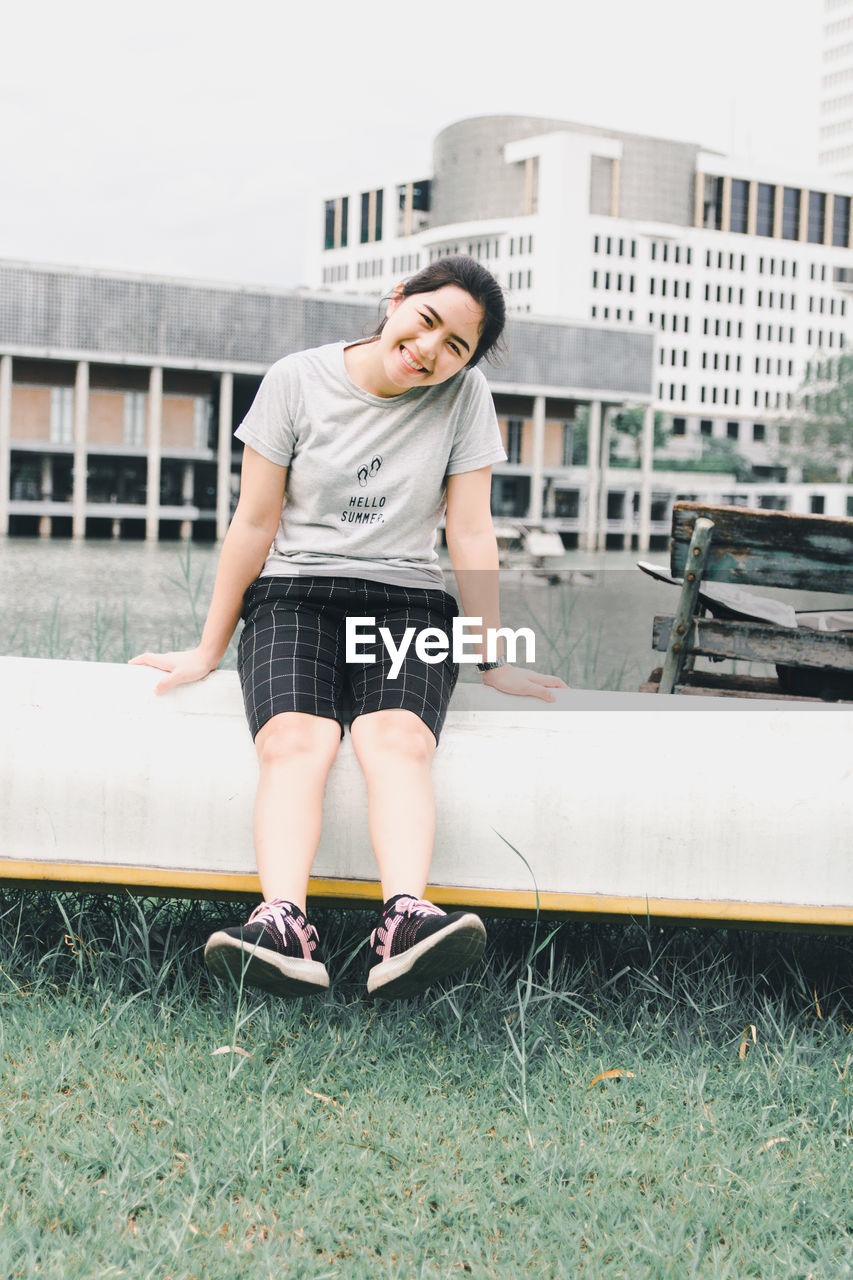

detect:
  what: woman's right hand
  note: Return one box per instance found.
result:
[129,647,219,696]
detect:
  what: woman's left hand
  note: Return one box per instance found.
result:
[480,664,568,702]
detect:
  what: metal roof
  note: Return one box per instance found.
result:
[0,261,654,400]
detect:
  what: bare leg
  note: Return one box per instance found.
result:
[349,708,437,901]
[253,712,342,911]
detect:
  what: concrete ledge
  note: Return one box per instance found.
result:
[1,657,851,925]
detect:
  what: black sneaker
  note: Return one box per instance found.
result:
[366,894,486,999]
[204,898,330,997]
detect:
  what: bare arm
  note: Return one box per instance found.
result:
[130,446,287,693]
[445,468,566,700]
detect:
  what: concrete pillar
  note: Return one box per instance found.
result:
[721,176,732,234]
[145,366,163,542]
[623,489,635,550]
[39,456,52,538]
[0,355,11,536]
[637,404,655,553]
[798,188,809,244]
[693,172,704,229]
[582,400,602,552]
[747,180,758,237]
[824,193,835,248]
[596,407,614,551]
[180,461,194,540]
[216,371,234,541]
[773,185,783,239]
[610,158,621,219]
[72,361,88,540]
[527,395,546,524]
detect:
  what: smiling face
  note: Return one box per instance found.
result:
[351,284,485,398]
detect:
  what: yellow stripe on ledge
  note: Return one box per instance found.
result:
[0,859,851,928]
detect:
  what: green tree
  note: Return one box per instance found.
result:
[610,407,669,462]
[779,352,853,482]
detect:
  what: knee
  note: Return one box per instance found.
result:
[352,712,435,770]
[256,715,340,772]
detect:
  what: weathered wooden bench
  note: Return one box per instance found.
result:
[642,502,853,699]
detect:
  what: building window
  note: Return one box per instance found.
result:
[730,179,749,234]
[506,418,523,464]
[811,495,825,514]
[50,387,74,444]
[123,392,146,448]
[756,183,775,237]
[193,397,210,451]
[700,419,713,436]
[727,420,739,439]
[781,187,800,240]
[753,422,766,442]
[561,422,575,467]
[323,195,349,250]
[808,192,827,244]
[833,194,851,247]
[360,188,384,244]
[703,176,724,230]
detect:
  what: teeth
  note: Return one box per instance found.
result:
[401,346,425,372]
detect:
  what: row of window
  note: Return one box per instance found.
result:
[590,306,636,322]
[595,271,849,317]
[390,253,421,274]
[504,418,579,468]
[698,386,742,406]
[592,271,636,291]
[48,389,210,450]
[592,235,639,258]
[507,271,533,290]
[649,312,690,333]
[321,264,349,284]
[658,383,689,402]
[703,175,852,246]
[356,259,384,279]
[509,236,534,256]
[671,417,766,442]
[324,181,432,252]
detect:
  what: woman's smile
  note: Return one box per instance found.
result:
[399,344,429,374]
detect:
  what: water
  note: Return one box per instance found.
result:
[0,538,707,690]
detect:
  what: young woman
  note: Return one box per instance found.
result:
[131,256,565,1001]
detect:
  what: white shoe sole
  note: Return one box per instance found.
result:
[367,914,486,999]
[204,931,330,997]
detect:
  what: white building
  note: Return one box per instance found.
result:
[314,115,853,509]
[820,0,853,178]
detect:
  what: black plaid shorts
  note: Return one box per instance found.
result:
[238,576,460,744]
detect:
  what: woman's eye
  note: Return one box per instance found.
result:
[448,342,461,356]
[420,313,433,327]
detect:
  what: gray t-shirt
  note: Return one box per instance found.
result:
[234,341,507,588]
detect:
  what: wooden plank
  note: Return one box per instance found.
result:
[670,503,853,591]
[641,669,827,701]
[653,615,853,670]
[658,516,713,694]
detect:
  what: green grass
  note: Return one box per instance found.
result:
[2,553,851,1273]
[1,893,851,1279]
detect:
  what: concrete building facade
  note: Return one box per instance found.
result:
[314,114,853,517]
[0,259,669,550]
[820,0,853,178]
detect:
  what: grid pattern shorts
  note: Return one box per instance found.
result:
[238,576,460,744]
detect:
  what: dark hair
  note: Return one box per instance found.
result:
[377,255,507,367]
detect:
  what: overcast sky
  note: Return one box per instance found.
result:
[1,0,821,289]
